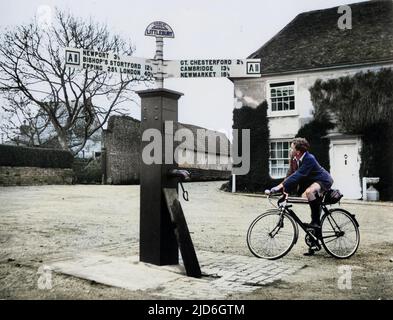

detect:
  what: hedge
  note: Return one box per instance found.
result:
[296,117,334,172]
[360,124,393,201]
[73,157,102,184]
[0,144,73,169]
[222,101,276,192]
[309,68,393,200]
[310,69,393,134]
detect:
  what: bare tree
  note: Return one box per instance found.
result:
[1,94,50,146]
[0,9,143,154]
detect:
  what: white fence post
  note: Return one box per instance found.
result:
[232,174,236,193]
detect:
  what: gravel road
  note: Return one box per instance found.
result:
[1,182,392,299]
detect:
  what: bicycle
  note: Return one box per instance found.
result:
[246,191,360,260]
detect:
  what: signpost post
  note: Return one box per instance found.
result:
[145,21,175,89]
[64,21,261,278]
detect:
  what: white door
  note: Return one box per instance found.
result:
[330,141,361,199]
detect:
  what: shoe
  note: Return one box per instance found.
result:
[303,249,315,256]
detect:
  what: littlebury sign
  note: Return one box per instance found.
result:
[165,59,261,78]
[65,47,154,80]
[145,21,174,38]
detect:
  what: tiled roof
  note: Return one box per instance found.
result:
[249,0,393,74]
[174,122,231,156]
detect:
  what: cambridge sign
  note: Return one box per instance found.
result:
[165,59,261,78]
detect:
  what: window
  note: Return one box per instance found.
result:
[269,141,290,178]
[270,81,295,112]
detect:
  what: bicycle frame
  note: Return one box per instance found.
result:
[248,192,361,259]
[273,194,339,243]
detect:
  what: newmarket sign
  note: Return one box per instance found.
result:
[165,59,261,78]
[65,21,261,82]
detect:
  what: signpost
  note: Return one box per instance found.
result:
[65,47,154,80]
[65,22,261,85]
[145,21,175,88]
[145,21,175,38]
[64,21,262,278]
[164,59,261,79]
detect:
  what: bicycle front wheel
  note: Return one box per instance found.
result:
[247,210,298,260]
[321,208,360,259]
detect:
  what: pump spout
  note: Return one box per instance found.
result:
[168,169,191,181]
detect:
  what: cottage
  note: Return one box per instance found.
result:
[102,115,232,184]
[232,0,393,199]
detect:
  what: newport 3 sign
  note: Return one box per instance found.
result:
[64,47,155,80]
[65,21,261,83]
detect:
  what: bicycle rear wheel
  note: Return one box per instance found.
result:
[247,210,298,260]
[321,208,360,259]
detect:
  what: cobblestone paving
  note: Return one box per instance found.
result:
[45,244,305,299]
[153,250,305,299]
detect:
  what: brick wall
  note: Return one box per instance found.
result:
[0,166,73,186]
[103,116,141,185]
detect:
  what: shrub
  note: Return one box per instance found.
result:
[360,124,393,201]
[296,116,334,172]
[225,101,276,192]
[73,157,102,184]
[310,69,393,133]
[310,68,393,200]
[0,144,73,168]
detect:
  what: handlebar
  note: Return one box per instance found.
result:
[264,189,287,197]
[264,189,289,207]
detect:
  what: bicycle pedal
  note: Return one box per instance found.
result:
[312,245,321,252]
[306,227,322,240]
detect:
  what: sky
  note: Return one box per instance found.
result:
[0,0,363,138]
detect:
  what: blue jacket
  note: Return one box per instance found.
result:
[283,152,333,192]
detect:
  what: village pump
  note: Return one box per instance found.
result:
[65,21,261,278]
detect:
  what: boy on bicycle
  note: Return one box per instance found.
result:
[270,138,334,229]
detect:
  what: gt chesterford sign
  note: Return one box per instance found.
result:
[65,47,154,80]
[164,59,261,78]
